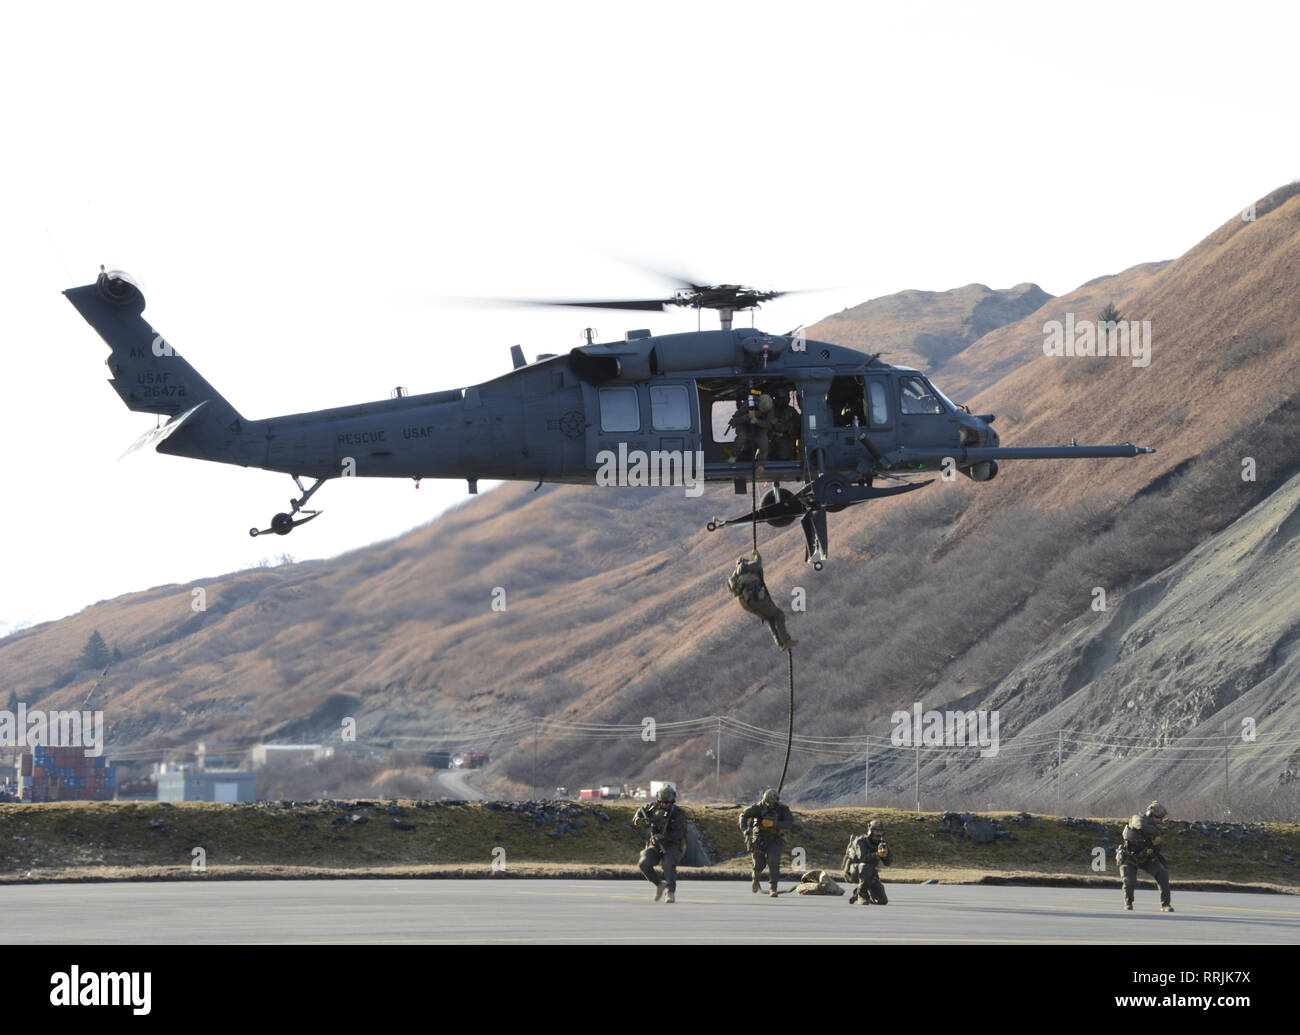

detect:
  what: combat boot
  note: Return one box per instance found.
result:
[665,890,676,903]
[751,876,761,893]
[1124,900,1133,911]
[654,881,666,902]
[849,889,859,905]
[1161,904,1175,912]
[769,885,779,897]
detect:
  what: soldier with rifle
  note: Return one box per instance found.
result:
[1116,800,1174,912]
[726,393,775,476]
[739,788,793,897]
[842,819,892,904]
[633,785,687,903]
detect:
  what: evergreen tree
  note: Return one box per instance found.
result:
[1098,302,1124,324]
[78,630,110,671]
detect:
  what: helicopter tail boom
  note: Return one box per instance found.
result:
[64,271,251,465]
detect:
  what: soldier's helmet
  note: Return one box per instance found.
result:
[867,819,884,832]
[757,394,775,413]
[1146,800,1167,819]
[656,785,677,803]
[761,788,780,805]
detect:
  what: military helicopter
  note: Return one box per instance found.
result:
[64,268,1153,568]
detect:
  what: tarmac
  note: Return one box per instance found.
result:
[1,879,1298,943]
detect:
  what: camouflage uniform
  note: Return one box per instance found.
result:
[795,870,846,896]
[740,790,793,896]
[634,790,687,902]
[768,399,798,461]
[842,822,892,904]
[727,553,797,651]
[1117,801,1173,911]
[727,395,775,472]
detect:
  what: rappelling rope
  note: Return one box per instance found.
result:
[778,648,794,795]
[748,446,796,798]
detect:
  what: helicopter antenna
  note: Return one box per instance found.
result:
[581,327,598,346]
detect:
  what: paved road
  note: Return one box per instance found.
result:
[431,768,485,800]
[1,880,1297,943]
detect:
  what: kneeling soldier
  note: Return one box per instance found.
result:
[842,819,892,905]
[634,785,686,903]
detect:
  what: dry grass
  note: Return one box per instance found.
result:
[3,802,1297,892]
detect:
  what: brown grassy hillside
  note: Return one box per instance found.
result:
[4,183,1300,807]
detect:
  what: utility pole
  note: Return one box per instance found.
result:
[864,744,870,806]
[715,716,721,800]
[1223,719,1230,812]
[532,720,538,801]
[1056,730,1063,816]
[914,738,921,814]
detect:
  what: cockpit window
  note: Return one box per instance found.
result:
[899,376,946,415]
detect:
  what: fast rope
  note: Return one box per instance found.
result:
[777,648,794,795]
[748,449,795,797]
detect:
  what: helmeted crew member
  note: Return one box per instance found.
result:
[739,787,793,897]
[842,819,892,905]
[1117,800,1174,912]
[727,393,775,475]
[727,552,797,651]
[634,784,687,903]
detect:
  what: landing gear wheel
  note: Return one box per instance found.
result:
[759,486,799,528]
[813,561,824,571]
[248,475,329,538]
[706,521,717,532]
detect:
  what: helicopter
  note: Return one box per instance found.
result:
[64,268,1153,568]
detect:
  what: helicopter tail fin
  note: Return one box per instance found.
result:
[64,271,250,462]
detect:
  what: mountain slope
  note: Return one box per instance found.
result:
[4,183,1300,807]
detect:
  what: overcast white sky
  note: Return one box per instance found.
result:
[1,1,1296,632]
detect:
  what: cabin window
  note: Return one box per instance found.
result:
[649,385,692,431]
[899,376,945,415]
[598,387,640,432]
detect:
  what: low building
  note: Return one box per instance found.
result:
[157,768,256,802]
[250,744,324,768]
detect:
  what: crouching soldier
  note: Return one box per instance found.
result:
[634,785,686,903]
[1117,800,1173,912]
[843,819,892,904]
[740,788,793,897]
